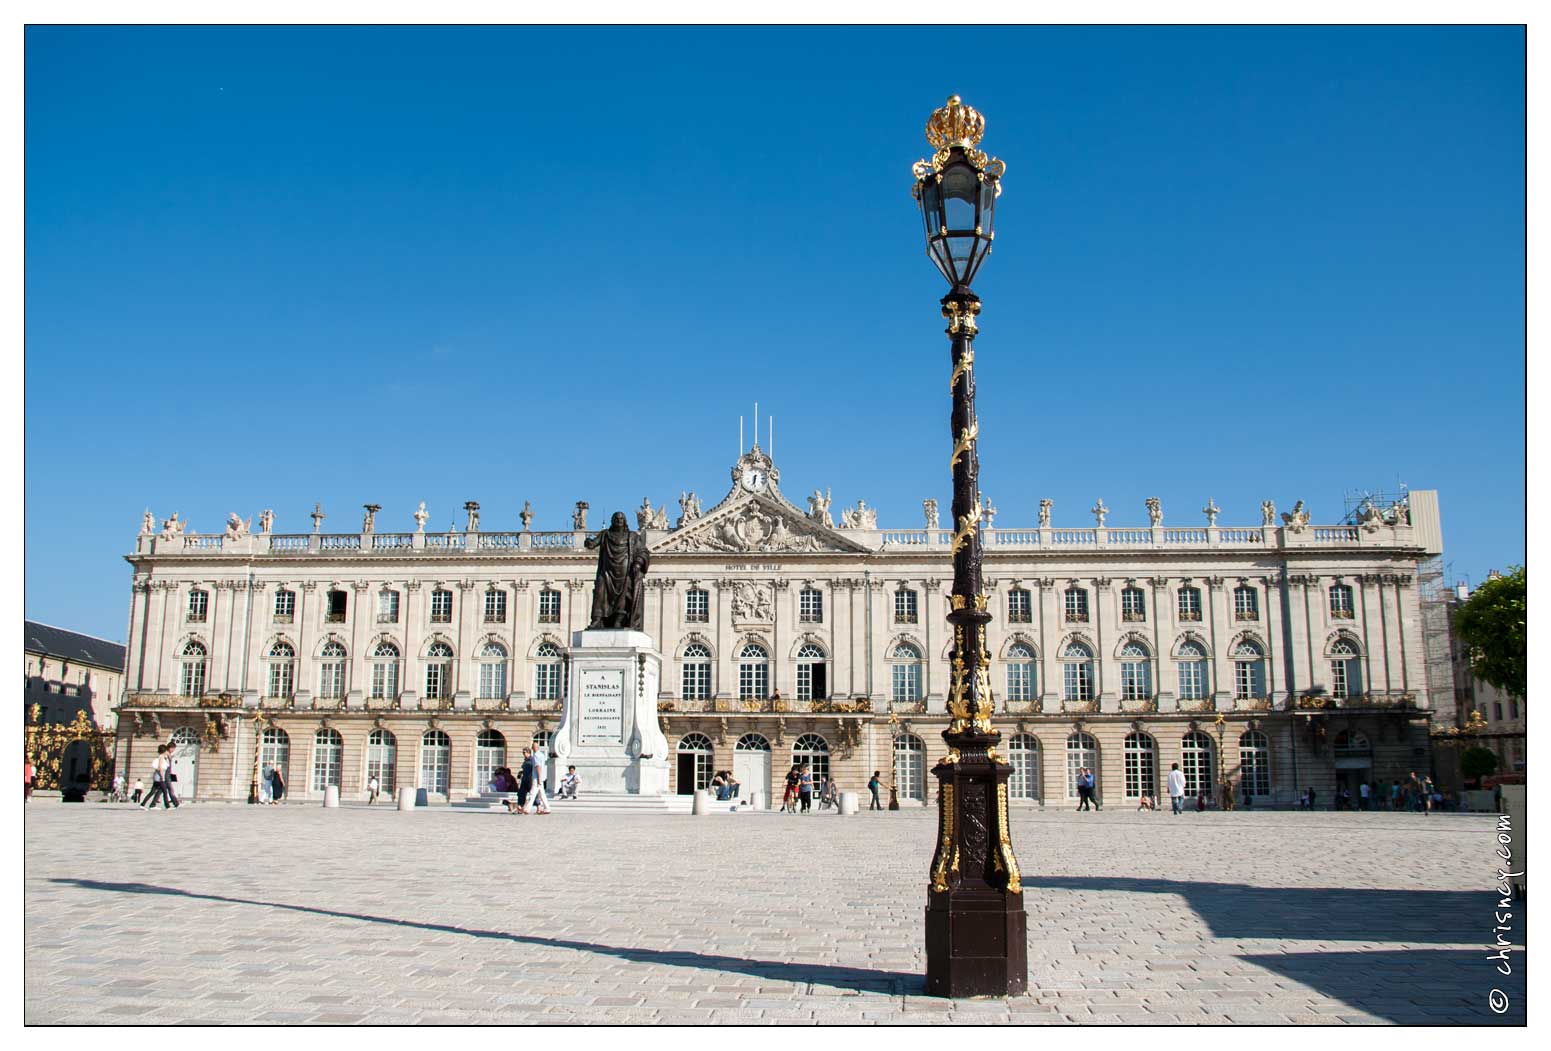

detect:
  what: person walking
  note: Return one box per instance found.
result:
[1075,767,1091,812]
[1358,780,1371,811]
[508,748,534,814]
[527,746,550,815]
[1167,762,1187,815]
[140,746,168,809]
[131,777,144,804]
[162,745,182,808]
[367,774,380,806]
[798,763,814,814]
[270,763,286,804]
[868,771,883,811]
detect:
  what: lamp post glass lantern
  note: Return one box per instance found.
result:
[912,94,1027,999]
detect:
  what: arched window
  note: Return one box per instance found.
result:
[1123,731,1157,800]
[370,642,400,700]
[1008,733,1040,801]
[1066,732,1098,799]
[890,643,923,702]
[260,727,290,786]
[420,729,451,795]
[1119,641,1152,701]
[178,640,208,698]
[317,641,347,700]
[736,733,770,752]
[1333,729,1372,761]
[681,642,712,700]
[893,734,926,802]
[795,643,828,701]
[532,730,555,757]
[478,641,508,700]
[1330,639,1361,699]
[1181,730,1214,796]
[1176,640,1209,701]
[1005,643,1036,702]
[792,733,830,789]
[367,728,397,795]
[475,729,507,789]
[533,642,563,701]
[738,643,769,700]
[1238,730,1270,798]
[1062,642,1094,702]
[311,728,343,792]
[266,642,296,699]
[424,642,453,700]
[1232,639,1266,700]
[677,732,714,792]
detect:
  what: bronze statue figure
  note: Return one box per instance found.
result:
[585,511,650,630]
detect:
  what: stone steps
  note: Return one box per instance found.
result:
[451,791,754,814]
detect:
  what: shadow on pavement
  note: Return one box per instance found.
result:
[1022,875,1485,944]
[1242,950,1526,1025]
[48,878,920,996]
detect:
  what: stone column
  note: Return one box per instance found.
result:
[1357,573,1381,698]
[348,580,370,707]
[772,579,792,700]
[295,581,320,706]
[1286,574,1316,696]
[454,579,477,707]
[511,580,530,705]
[1150,576,1174,709]
[925,577,946,706]
[1205,576,1229,710]
[1093,577,1117,711]
[401,581,424,708]
[713,579,731,703]
[210,580,235,692]
[1261,573,1285,705]
[129,579,151,690]
[1037,578,1059,710]
[147,581,174,693]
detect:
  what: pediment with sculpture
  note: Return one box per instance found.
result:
[653,491,869,555]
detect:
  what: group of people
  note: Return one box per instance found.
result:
[492,747,570,815]
[1074,767,1099,811]
[1314,771,1447,813]
[137,743,183,809]
[709,770,741,801]
[778,762,840,813]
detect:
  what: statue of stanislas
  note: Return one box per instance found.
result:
[585,511,650,631]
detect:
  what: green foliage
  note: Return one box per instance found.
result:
[1459,746,1500,781]
[1453,566,1526,700]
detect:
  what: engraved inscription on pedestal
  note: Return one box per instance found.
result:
[578,669,624,745]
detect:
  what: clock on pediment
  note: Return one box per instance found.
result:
[732,446,779,495]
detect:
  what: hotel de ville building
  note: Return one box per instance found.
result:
[113,439,1451,810]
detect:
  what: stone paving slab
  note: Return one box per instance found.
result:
[24,803,1526,1025]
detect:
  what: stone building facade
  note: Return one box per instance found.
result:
[114,449,1445,808]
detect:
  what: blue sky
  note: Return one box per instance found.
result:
[25,26,1525,641]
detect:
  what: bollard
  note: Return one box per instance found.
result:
[397,786,416,811]
[838,790,859,815]
[323,785,340,808]
[746,790,761,810]
[415,787,430,808]
[691,789,710,815]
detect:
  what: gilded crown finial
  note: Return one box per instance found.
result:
[926,94,986,150]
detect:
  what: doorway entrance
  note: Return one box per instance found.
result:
[167,727,200,801]
[734,733,772,808]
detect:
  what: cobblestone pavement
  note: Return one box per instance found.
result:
[25,801,1525,1025]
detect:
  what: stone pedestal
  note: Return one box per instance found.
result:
[553,630,669,797]
[323,785,340,808]
[397,786,416,811]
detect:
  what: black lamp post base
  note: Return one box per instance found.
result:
[924,892,1028,997]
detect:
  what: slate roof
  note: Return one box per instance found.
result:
[23,621,127,672]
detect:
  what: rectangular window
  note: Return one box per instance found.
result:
[538,590,561,624]
[1234,586,1259,620]
[325,590,348,623]
[534,661,563,701]
[274,590,295,622]
[891,662,921,702]
[684,589,709,623]
[371,659,399,700]
[1330,584,1354,619]
[682,661,711,700]
[894,589,918,624]
[738,660,769,700]
[1120,660,1151,700]
[1331,659,1351,700]
[1177,587,1202,621]
[430,590,453,623]
[1064,661,1093,701]
[318,660,345,700]
[1233,661,1264,701]
[268,660,294,699]
[1064,589,1089,623]
[479,661,506,700]
[484,590,507,623]
[799,588,823,623]
[1006,662,1033,701]
[187,589,208,622]
[1121,588,1146,622]
[1178,661,1206,701]
[377,590,399,623]
[1007,589,1032,623]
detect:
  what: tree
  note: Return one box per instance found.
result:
[1459,746,1499,787]
[1453,566,1526,700]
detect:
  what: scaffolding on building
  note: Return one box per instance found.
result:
[1417,552,1459,728]
[1341,486,1410,526]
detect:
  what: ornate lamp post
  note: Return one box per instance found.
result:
[911,95,1026,997]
